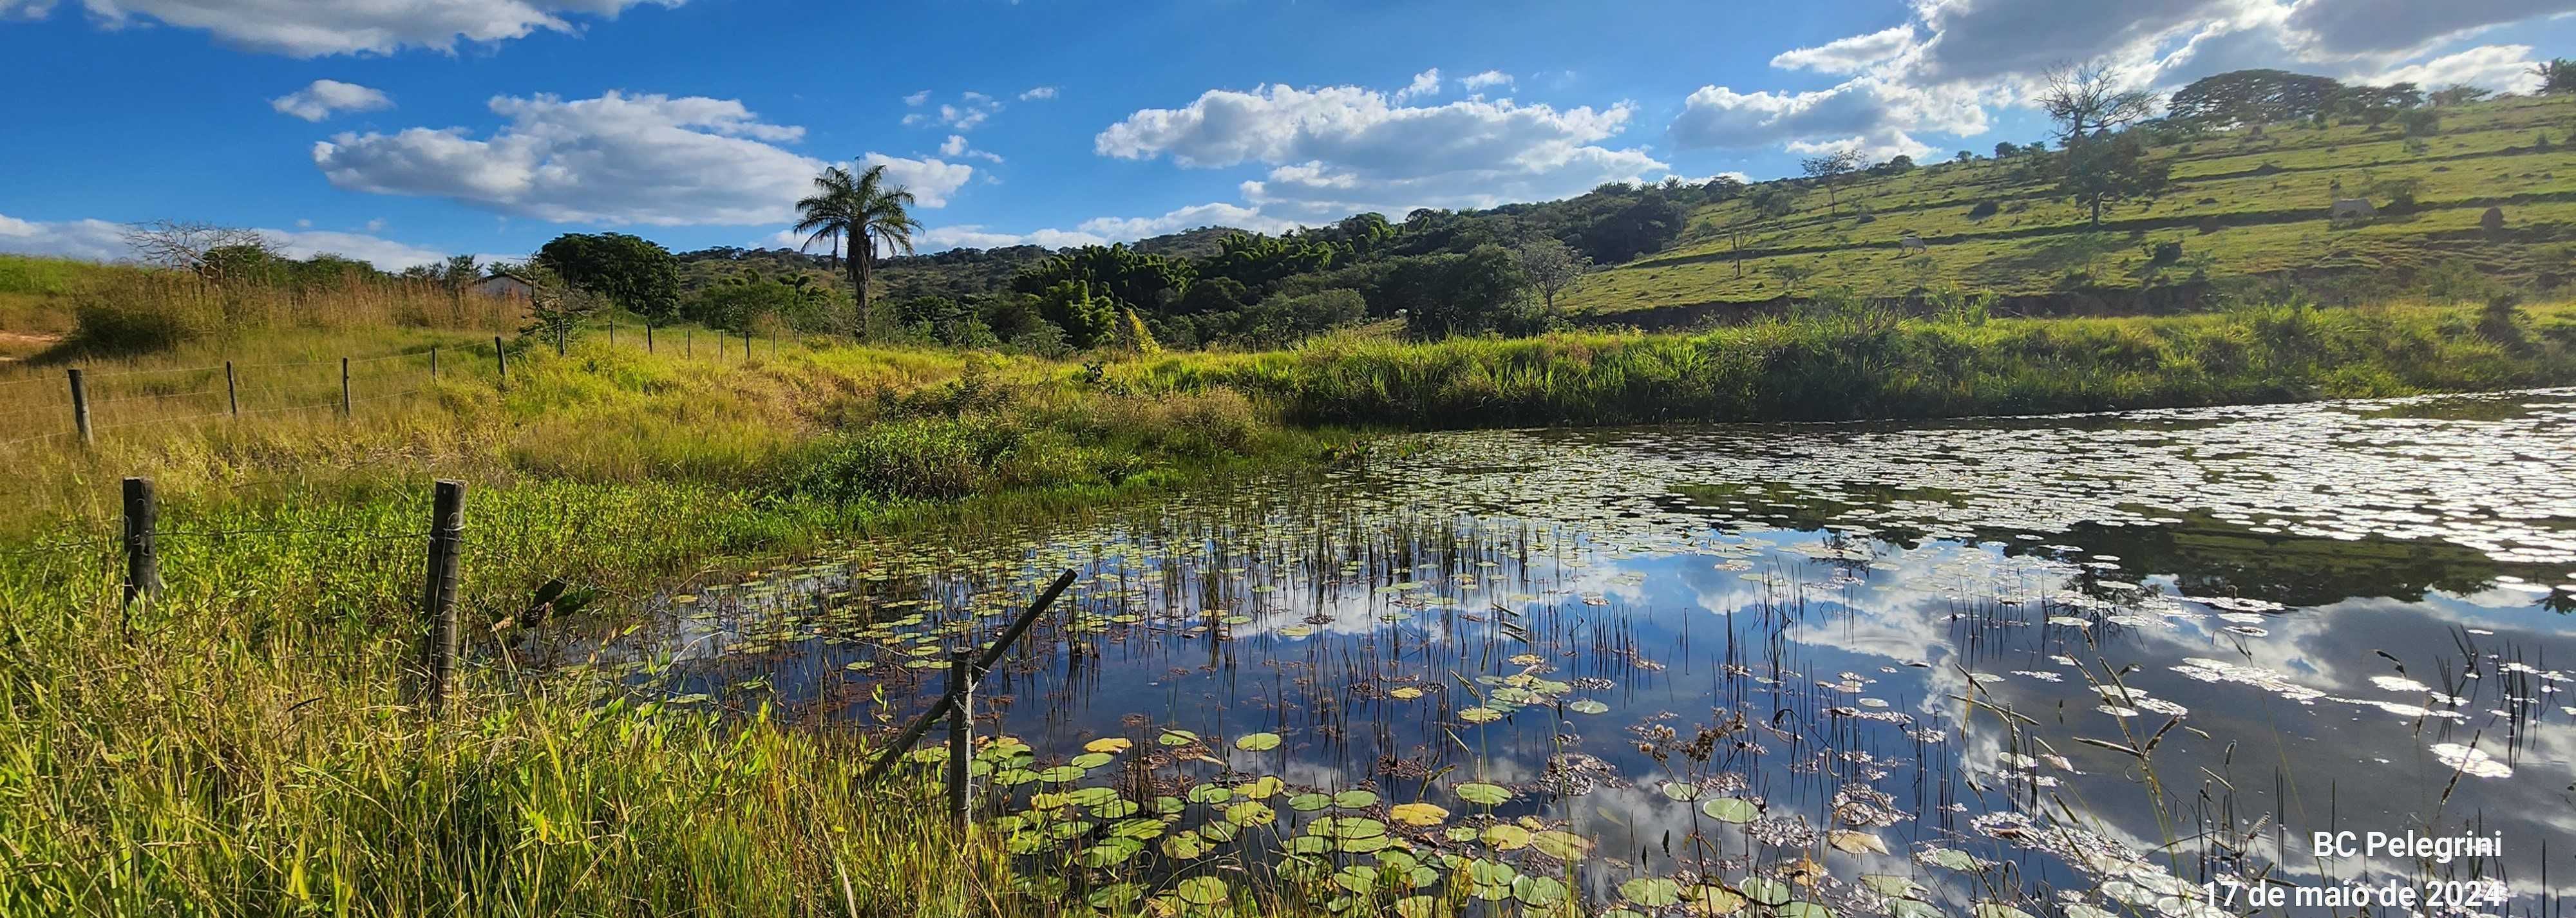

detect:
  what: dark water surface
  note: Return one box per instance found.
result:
[592,388,2576,916]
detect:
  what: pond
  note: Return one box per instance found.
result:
[583,387,2576,916]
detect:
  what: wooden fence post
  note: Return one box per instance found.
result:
[948,648,973,829]
[122,476,158,607]
[494,336,507,387]
[418,480,466,713]
[430,346,439,380]
[339,357,352,417]
[609,323,616,347]
[685,329,692,358]
[225,361,238,417]
[647,324,654,353]
[68,368,91,447]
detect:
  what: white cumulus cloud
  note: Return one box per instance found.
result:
[1770,24,1918,73]
[270,79,393,122]
[1095,82,1663,223]
[2360,42,2549,93]
[7,0,685,57]
[1019,86,1058,101]
[312,91,971,227]
[1460,70,1513,90]
[1392,68,1441,102]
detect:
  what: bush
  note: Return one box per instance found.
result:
[62,294,209,357]
[1966,201,2000,220]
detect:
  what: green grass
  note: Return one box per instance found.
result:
[1124,297,2576,428]
[1570,93,2576,315]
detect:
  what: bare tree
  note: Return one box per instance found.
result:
[1513,237,1590,312]
[1799,149,1865,216]
[120,220,278,284]
[2038,61,2161,145]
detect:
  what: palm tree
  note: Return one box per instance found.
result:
[793,162,923,330]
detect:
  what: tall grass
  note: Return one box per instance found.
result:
[0,305,1342,914]
[1122,297,2576,427]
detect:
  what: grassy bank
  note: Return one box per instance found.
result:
[0,319,1347,915]
[1125,296,2576,428]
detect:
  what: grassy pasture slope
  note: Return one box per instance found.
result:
[1567,95,2576,316]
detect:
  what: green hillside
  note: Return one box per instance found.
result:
[1567,93,2576,319]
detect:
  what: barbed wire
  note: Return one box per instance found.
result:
[90,387,218,406]
[80,364,228,380]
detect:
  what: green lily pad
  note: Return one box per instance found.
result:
[1235,732,1282,751]
[1455,782,1513,805]
[1701,797,1759,823]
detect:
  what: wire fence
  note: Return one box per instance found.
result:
[0,321,800,451]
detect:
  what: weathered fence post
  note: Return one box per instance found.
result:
[609,323,616,347]
[418,480,466,713]
[493,336,508,386]
[647,324,654,353]
[948,648,973,829]
[685,329,692,359]
[430,346,439,380]
[225,361,238,417]
[122,476,158,606]
[339,357,352,417]
[68,368,91,447]
[860,568,1079,784]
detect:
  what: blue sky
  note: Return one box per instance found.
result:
[1,0,2569,269]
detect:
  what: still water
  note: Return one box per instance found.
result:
[598,388,2576,916]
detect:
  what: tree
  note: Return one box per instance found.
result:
[1513,237,1589,312]
[492,261,603,350]
[2535,59,2576,95]
[2037,61,2160,146]
[794,162,923,330]
[1994,141,2020,158]
[1765,261,1814,295]
[1749,183,1798,218]
[2166,69,2344,126]
[2428,84,2492,106]
[535,232,680,321]
[2058,132,2168,225]
[1799,149,1864,216]
[119,220,278,284]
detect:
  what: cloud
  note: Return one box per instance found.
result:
[1392,68,1441,102]
[313,91,971,226]
[1908,0,2240,84]
[940,134,1003,164]
[0,211,450,270]
[2281,0,2576,58]
[913,224,1108,251]
[1770,24,1918,73]
[2360,42,2548,92]
[8,0,683,57]
[1667,77,1984,156]
[1095,82,1664,223]
[1019,86,1058,101]
[1461,70,1513,90]
[270,79,392,122]
[1074,201,1299,239]
[903,91,1003,131]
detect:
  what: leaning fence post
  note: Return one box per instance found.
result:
[68,368,91,447]
[418,480,466,713]
[339,357,352,417]
[225,361,238,417]
[948,648,973,829]
[493,336,508,387]
[122,476,158,607]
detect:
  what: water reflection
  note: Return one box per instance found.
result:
[579,388,2576,915]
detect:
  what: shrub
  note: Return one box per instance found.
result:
[1966,201,1999,220]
